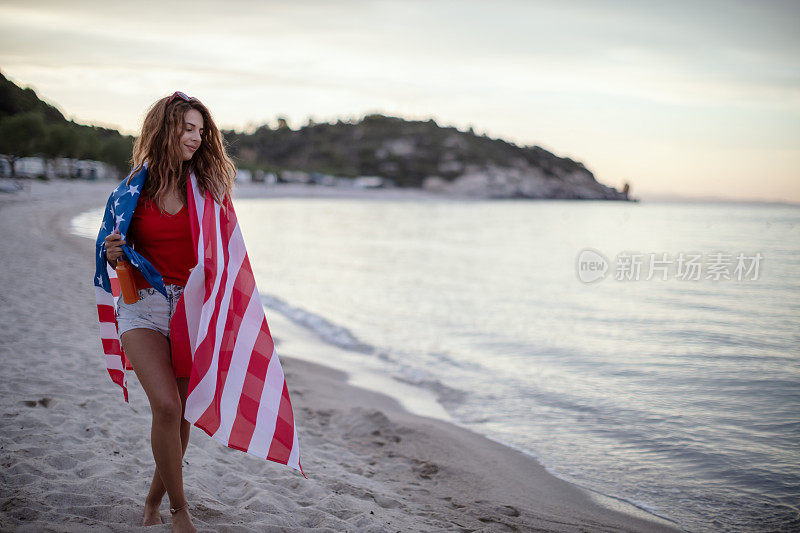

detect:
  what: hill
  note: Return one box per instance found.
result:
[0,71,133,175]
[224,114,630,200]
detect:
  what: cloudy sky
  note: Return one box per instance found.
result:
[1,0,798,202]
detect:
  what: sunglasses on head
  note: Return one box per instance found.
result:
[167,91,198,105]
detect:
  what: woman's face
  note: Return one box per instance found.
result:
[179,108,204,161]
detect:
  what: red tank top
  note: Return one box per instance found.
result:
[128,197,195,290]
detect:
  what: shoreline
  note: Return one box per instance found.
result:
[1,179,686,532]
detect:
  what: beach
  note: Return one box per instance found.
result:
[0,179,683,532]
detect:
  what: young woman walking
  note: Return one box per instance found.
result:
[103,91,235,531]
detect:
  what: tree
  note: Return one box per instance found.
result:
[0,112,46,177]
[99,135,133,170]
[40,122,80,176]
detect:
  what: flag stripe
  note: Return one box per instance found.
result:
[99,321,118,339]
[97,304,115,323]
[248,347,284,458]
[105,353,124,371]
[216,288,264,447]
[268,382,295,463]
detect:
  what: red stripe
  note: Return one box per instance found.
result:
[108,367,124,386]
[108,368,128,402]
[202,195,219,303]
[102,338,122,356]
[97,304,115,322]
[252,317,275,365]
[267,381,295,463]
[169,296,192,378]
[110,277,120,298]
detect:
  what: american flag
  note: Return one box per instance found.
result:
[93,166,305,477]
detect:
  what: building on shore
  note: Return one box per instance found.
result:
[0,155,120,180]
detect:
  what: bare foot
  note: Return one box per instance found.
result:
[170,506,197,533]
[142,500,163,526]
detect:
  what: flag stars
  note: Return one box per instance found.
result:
[128,184,140,196]
[116,213,125,225]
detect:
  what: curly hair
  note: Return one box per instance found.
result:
[128,93,236,210]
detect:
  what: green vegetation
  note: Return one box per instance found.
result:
[223,113,594,188]
[0,71,133,177]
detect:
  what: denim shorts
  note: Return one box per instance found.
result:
[116,284,185,339]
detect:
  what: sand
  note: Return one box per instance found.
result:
[0,178,685,532]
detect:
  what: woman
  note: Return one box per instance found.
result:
[103,91,235,532]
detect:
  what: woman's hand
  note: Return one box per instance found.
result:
[104,229,126,268]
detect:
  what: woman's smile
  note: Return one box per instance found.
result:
[179,108,204,161]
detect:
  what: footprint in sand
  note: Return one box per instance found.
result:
[411,460,439,479]
[19,398,52,408]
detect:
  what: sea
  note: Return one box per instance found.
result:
[72,194,800,533]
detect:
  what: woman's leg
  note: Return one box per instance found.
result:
[145,378,191,513]
[120,329,194,530]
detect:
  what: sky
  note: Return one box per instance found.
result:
[1,0,798,202]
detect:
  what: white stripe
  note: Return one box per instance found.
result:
[105,353,124,372]
[214,288,264,444]
[248,348,285,458]
[183,264,204,352]
[103,263,121,309]
[95,284,120,343]
[94,285,113,306]
[287,422,301,471]
[99,322,118,339]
